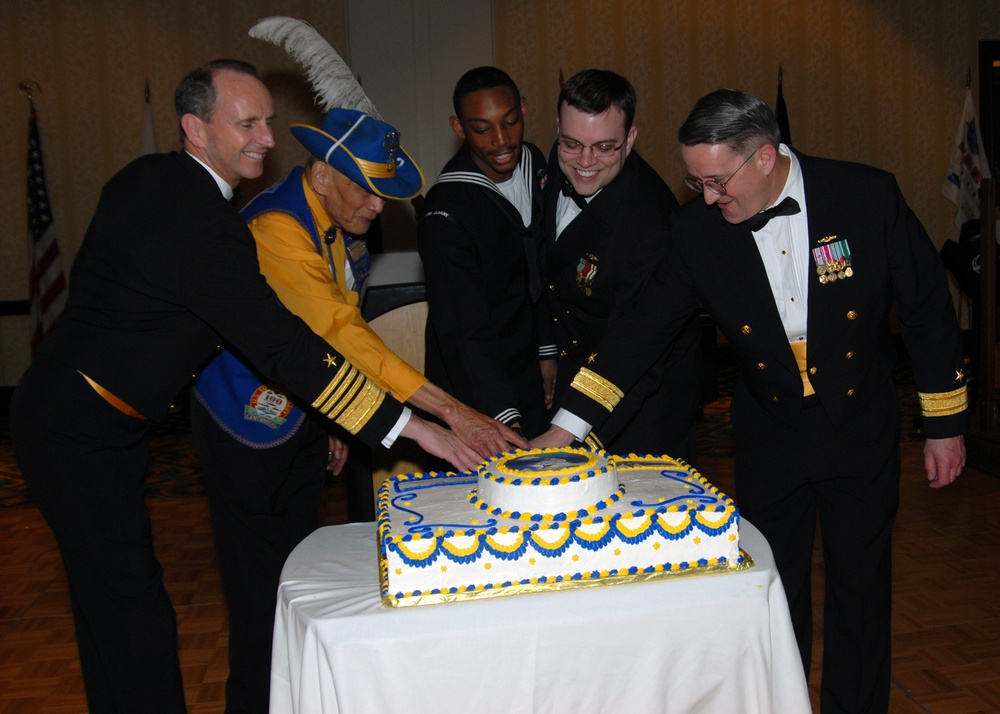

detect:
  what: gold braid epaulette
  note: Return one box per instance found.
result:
[312,363,387,434]
[917,385,968,418]
[570,368,624,412]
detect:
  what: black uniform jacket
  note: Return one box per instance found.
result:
[37,151,402,446]
[560,151,966,440]
[419,143,549,435]
[542,148,702,454]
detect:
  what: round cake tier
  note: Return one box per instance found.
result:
[473,447,619,519]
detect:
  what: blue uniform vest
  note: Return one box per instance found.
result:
[191,168,318,448]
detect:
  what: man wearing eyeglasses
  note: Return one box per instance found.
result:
[538,87,967,714]
[540,68,702,460]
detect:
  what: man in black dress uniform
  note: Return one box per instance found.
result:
[8,59,522,713]
[420,66,550,438]
[537,88,967,713]
[541,69,702,460]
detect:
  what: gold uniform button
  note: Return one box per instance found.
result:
[559,349,567,357]
[741,325,752,334]
[552,317,559,323]
[809,367,817,375]
[756,362,766,370]
[548,284,555,291]
[846,310,858,320]
[845,351,855,359]
[771,395,780,402]
[571,339,578,345]
[847,388,856,397]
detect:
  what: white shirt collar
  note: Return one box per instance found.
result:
[770,143,804,209]
[186,151,235,201]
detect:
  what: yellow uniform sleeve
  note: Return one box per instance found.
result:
[248,190,426,403]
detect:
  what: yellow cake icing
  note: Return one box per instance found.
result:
[377,448,744,607]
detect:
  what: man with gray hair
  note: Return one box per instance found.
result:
[536,87,966,713]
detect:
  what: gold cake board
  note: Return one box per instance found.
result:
[381,548,755,608]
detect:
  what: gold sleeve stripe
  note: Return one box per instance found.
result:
[918,385,968,418]
[570,368,624,412]
[336,380,387,433]
[584,432,604,450]
[311,364,388,435]
[312,361,357,411]
[319,368,364,417]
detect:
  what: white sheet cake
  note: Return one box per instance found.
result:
[377,447,744,607]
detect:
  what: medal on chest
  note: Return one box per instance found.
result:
[576,253,599,296]
[812,237,853,284]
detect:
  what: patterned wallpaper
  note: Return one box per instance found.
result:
[495,0,999,248]
[1,0,998,384]
[0,0,348,383]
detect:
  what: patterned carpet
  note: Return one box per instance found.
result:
[0,350,922,507]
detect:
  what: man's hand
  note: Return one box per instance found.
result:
[400,415,485,473]
[407,383,529,458]
[540,359,558,409]
[444,400,529,458]
[326,434,349,475]
[530,424,575,449]
[924,435,965,488]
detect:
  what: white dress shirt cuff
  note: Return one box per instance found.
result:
[550,408,591,442]
[381,407,412,448]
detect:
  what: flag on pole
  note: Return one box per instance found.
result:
[141,80,158,155]
[27,98,68,354]
[775,66,792,148]
[942,86,991,231]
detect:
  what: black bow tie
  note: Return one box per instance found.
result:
[560,180,589,210]
[744,196,800,231]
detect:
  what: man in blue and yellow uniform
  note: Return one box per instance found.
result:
[8,61,520,714]
[192,107,525,713]
[537,88,967,714]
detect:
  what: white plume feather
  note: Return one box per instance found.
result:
[248,16,381,119]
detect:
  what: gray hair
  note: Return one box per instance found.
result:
[677,88,780,154]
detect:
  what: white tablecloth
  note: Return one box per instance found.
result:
[270,520,811,714]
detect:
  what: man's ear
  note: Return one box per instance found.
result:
[308,161,330,196]
[757,143,779,176]
[180,113,203,148]
[449,115,466,141]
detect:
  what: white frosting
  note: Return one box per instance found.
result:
[378,450,742,605]
[475,448,617,516]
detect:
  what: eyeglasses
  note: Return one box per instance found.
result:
[683,148,757,196]
[557,137,627,158]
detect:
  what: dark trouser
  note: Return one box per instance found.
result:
[9,354,186,713]
[732,382,900,714]
[190,398,328,714]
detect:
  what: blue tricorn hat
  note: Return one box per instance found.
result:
[290,108,424,200]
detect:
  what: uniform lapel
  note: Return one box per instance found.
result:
[800,153,845,363]
[702,207,801,377]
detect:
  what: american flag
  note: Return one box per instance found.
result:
[27,99,67,353]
